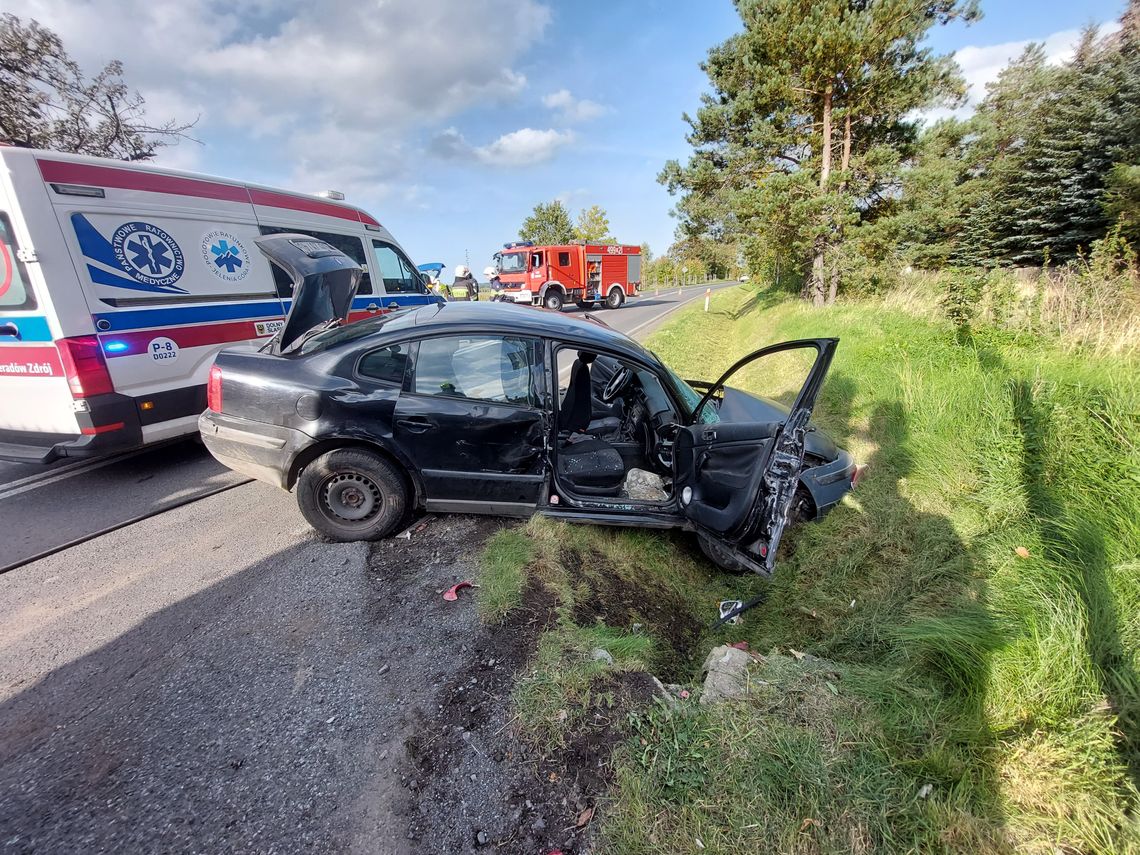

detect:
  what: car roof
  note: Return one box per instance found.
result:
[405,302,661,363]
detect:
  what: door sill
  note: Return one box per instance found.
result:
[539,507,683,529]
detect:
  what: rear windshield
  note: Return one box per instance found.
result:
[296,306,423,356]
[0,213,36,310]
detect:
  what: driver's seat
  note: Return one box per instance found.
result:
[557,353,625,496]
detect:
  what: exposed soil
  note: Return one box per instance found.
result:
[568,549,705,682]
[398,568,666,854]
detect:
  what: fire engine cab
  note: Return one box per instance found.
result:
[492,240,641,311]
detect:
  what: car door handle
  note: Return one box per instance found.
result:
[396,416,434,433]
[0,323,20,339]
[366,302,381,313]
[388,302,399,309]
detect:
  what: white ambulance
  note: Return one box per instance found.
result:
[0,147,441,463]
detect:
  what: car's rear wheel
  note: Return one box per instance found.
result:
[605,287,624,309]
[543,289,564,311]
[297,448,408,541]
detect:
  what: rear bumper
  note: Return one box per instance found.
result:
[0,393,143,463]
[799,449,857,518]
[198,410,309,489]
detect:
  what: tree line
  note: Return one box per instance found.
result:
[661,0,1140,306]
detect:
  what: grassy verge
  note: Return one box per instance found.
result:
[480,284,1140,853]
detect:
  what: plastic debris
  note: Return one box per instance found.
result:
[728,641,749,651]
[443,581,477,601]
[718,600,743,625]
[918,783,934,799]
[1015,546,1031,558]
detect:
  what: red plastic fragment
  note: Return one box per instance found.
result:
[443,581,475,601]
[728,641,749,651]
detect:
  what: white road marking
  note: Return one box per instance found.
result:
[0,447,152,501]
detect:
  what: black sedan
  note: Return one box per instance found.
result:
[199,234,857,576]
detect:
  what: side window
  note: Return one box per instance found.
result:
[531,251,544,268]
[558,251,570,266]
[258,226,371,296]
[358,341,411,386]
[0,213,36,310]
[371,241,422,294]
[412,336,537,406]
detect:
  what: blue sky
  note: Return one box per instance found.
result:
[10,0,1129,276]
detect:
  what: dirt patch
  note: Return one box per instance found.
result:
[400,578,660,854]
[569,549,704,681]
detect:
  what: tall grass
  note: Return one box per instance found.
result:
[609,285,1140,852]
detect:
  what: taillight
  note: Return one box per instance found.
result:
[56,336,114,397]
[207,364,223,412]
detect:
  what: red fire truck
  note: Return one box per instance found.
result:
[491,240,641,311]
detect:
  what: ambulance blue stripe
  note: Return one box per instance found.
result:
[93,301,286,332]
[93,294,440,333]
[0,315,53,342]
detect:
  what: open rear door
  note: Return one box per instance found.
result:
[674,338,838,575]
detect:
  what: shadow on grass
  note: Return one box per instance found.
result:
[864,400,1008,840]
[1011,379,1140,792]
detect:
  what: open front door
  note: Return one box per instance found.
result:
[675,338,838,575]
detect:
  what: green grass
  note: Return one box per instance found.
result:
[476,528,535,623]
[482,283,1140,852]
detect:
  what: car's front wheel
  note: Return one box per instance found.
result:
[297,448,408,541]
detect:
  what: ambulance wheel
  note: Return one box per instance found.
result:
[297,448,408,542]
[605,288,625,309]
[543,290,565,311]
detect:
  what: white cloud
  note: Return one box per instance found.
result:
[5,0,551,186]
[430,126,575,166]
[476,128,575,165]
[542,89,607,122]
[920,21,1123,123]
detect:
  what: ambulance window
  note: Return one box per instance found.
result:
[0,214,36,310]
[558,252,570,266]
[371,241,422,294]
[259,227,372,295]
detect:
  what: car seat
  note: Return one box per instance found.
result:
[557,352,625,496]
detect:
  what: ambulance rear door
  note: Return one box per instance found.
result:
[0,159,80,448]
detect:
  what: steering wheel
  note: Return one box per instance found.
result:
[601,366,634,402]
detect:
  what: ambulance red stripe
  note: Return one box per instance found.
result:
[35,159,379,226]
[101,320,270,358]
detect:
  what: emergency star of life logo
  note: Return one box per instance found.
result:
[111,222,185,288]
[202,230,249,282]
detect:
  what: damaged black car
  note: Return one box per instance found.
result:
[199,234,858,576]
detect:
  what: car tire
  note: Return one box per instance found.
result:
[297,448,408,542]
[605,287,624,309]
[543,289,564,311]
[697,532,752,575]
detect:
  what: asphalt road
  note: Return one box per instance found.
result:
[0,281,738,853]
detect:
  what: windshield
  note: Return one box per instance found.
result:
[656,356,720,424]
[497,252,527,274]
